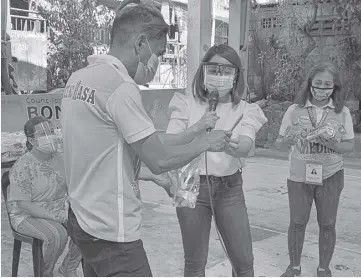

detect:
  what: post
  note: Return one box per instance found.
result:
[228,0,241,52]
[1,0,12,95]
[211,0,216,46]
[186,0,213,93]
[228,0,251,99]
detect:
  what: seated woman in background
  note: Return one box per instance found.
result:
[7,116,82,277]
[166,44,268,277]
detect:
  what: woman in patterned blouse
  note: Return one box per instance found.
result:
[7,116,81,277]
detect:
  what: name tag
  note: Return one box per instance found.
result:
[305,162,323,185]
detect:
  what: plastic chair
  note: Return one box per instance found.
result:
[1,171,44,277]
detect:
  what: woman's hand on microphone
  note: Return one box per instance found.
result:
[193,112,219,133]
[203,130,232,152]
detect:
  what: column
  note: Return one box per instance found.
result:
[228,0,241,52]
[228,0,251,99]
[186,0,213,93]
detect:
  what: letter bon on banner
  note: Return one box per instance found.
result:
[1,91,64,133]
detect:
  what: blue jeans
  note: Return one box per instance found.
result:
[67,208,152,277]
[176,170,254,277]
[287,170,344,269]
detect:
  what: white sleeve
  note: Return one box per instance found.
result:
[233,103,268,141]
[279,104,297,137]
[106,82,156,144]
[166,92,189,134]
[341,107,355,140]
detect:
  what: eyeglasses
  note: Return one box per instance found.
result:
[201,62,238,77]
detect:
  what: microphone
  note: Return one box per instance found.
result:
[206,90,219,133]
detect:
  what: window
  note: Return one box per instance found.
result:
[98,28,110,45]
[261,18,272,29]
[215,21,228,46]
[262,17,281,29]
[273,17,282,28]
[309,18,349,36]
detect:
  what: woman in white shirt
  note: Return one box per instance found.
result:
[166,44,268,277]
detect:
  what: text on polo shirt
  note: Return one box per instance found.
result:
[64,81,96,105]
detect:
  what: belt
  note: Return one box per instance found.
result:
[200,169,243,183]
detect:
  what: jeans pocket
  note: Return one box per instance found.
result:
[224,171,243,189]
[68,208,99,243]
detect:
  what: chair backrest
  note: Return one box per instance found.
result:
[2,171,10,203]
[1,171,16,231]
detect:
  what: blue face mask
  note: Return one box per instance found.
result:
[134,38,159,85]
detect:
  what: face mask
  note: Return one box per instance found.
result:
[134,39,159,85]
[311,86,334,101]
[36,135,57,154]
[204,74,235,98]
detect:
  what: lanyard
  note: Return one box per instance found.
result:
[306,107,330,128]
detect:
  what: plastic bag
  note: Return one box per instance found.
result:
[167,156,201,208]
[306,120,346,142]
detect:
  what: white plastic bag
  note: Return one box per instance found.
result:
[167,156,201,208]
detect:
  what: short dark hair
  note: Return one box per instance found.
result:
[191,44,245,105]
[294,63,344,113]
[24,116,50,151]
[110,2,169,46]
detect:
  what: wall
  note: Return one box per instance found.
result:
[10,30,47,91]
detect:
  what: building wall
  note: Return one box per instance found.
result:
[247,2,359,90]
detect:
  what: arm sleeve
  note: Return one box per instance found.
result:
[234,103,268,141]
[106,82,156,144]
[8,159,33,202]
[166,92,189,134]
[279,104,297,136]
[341,107,355,140]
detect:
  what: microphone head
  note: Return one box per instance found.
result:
[208,90,219,111]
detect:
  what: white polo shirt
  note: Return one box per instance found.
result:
[61,55,156,242]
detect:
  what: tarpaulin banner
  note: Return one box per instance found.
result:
[1,88,185,133]
[1,92,63,132]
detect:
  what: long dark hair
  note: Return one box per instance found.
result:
[192,44,244,105]
[24,116,49,151]
[294,63,344,113]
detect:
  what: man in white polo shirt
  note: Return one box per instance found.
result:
[61,2,230,277]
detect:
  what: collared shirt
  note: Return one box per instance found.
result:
[279,100,354,182]
[8,152,67,230]
[305,99,335,124]
[166,92,268,177]
[61,54,155,242]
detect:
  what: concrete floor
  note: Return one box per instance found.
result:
[1,156,361,277]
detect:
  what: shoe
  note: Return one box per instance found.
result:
[317,267,332,277]
[281,265,301,277]
[58,265,78,277]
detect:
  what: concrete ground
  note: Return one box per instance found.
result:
[1,155,360,277]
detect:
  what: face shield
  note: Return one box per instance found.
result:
[32,121,58,154]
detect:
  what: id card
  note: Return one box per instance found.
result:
[305,162,323,185]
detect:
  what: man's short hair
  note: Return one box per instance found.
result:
[110,3,169,46]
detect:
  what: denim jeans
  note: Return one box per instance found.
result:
[67,208,152,277]
[176,170,254,277]
[287,170,344,269]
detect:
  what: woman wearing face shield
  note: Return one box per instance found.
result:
[275,64,355,277]
[165,44,268,277]
[7,116,82,277]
